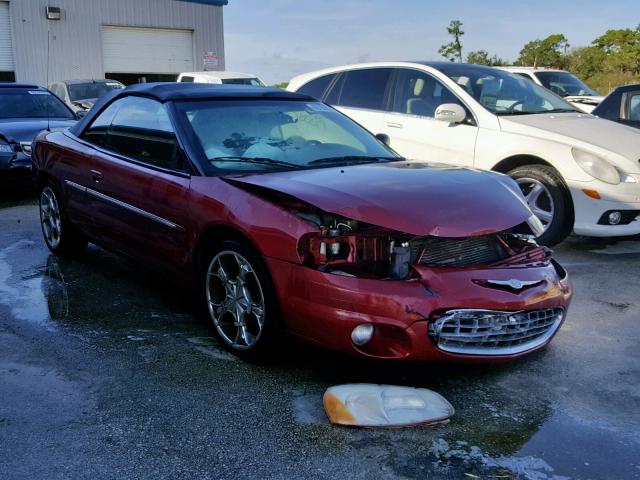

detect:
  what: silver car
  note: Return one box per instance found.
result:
[48,79,125,112]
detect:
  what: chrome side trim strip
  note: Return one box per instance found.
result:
[65,180,85,192]
[64,180,182,231]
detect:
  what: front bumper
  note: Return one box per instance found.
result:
[568,178,640,237]
[266,257,572,362]
[0,151,33,176]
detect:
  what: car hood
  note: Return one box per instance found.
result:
[499,113,640,173]
[0,118,76,143]
[224,162,532,237]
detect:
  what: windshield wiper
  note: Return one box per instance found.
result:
[210,156,304,169]
[495,111,536,116]
[496,108,575,116]
[308,155,398,166]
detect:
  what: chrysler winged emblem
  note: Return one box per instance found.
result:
[486,279,542,291]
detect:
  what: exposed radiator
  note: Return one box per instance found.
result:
[411,235,507,267]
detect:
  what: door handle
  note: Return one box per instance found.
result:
[386,122,403,129]
[90,169,104,183]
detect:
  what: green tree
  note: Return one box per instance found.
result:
[564,46,606,79]
[592,26,640,74]
[439,20,464,62]
[517,34,570,67]
[466,50,507,66]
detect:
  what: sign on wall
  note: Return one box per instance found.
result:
[203,51,218,71]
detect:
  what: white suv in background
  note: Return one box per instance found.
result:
[288,62,640,245]
[499,67,604,113]
[177,71,265,86]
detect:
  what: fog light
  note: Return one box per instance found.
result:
[351,324,374,346]
[608,211,622,225]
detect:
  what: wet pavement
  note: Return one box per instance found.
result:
[1,197,639,480]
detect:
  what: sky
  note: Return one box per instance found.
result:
[223,0,640,84]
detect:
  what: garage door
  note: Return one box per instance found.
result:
[102,26,193,74]
[0,1,15,72]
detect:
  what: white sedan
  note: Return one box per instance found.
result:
[288,62,640,245]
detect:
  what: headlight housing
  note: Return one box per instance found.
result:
[571,148,625,185]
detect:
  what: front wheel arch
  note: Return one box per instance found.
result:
[194,224,265,279]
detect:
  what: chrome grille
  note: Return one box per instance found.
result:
[428,308,564,355]
[412,235,506,267]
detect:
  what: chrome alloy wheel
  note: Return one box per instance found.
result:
[516,177,555,231]
[205,250,265,350]
[40,186,63,250]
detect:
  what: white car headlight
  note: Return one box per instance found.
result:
[571,148,623,185]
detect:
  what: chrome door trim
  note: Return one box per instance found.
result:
[64,180,183,231]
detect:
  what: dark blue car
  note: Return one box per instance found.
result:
[592,83,640,130]
[0,84,78,184]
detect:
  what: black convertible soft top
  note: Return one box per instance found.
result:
[70,83,314,135]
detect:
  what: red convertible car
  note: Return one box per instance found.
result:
[32,83,572,361]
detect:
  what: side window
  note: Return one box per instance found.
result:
[107,96,184,171]
[297,73,336,100]
[392,69,464,118]
[626,92,640,122]
[181,76,195,83]
[516,73,535,82]
[595,92,622,120]
[337,68,393,111]
[324,74,344,105]
[80,100,121,148]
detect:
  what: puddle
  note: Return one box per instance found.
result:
[292,391,327,425]
[431,409,640,480]
[0,241,57,329]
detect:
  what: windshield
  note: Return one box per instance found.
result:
[175,99,398,174]
[221,78,265,87]
[438,65,577,115]
[0,89,75,119]
[534,71,598,97]
[68,82,124,101]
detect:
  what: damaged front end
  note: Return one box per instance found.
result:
[224,176,572,361]
[295,210,550,281]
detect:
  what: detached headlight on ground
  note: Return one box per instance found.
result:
[572,148,626,185]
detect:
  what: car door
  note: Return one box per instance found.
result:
[327,68,393,136]
[381,68,478,165]
[78,96,192,272]
[621,90,640,129]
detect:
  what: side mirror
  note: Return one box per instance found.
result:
[76,110,88,119]
[375,133,390,146]
[434,103,467,124]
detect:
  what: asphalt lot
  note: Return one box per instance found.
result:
[1,194,639,480]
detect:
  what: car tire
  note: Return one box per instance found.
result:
[202,239,282,360]
[39,180,88,256]
[508,164,573,246]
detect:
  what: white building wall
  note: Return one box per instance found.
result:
[7,0,225,85]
